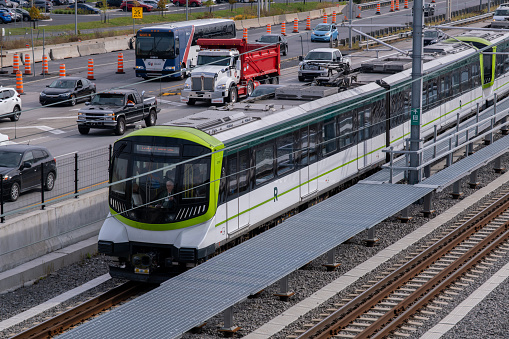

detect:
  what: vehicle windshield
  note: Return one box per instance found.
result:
[197,55,231,66]
[136,31,175,59]
[110,139,211,224]
[250,86,279,97]
[314,24,331,31]
[495,9,509,15]
[305,51,333,61]
[48,79,76,89]
[0,151,22,168]
[424,31,439,38]
[259,35,279,43]
[90,93,125,106]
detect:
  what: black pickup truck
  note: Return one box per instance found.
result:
[77,89,159,135]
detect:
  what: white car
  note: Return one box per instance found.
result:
[0,87,22,122]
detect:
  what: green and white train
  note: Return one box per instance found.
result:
[98,31,509,283]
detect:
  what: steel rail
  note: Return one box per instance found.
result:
[298,191,509,339]
[12,281,151,339]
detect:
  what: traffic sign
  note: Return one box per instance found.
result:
[132,7,143,19]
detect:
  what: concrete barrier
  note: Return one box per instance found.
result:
[0,188,108,274]
[297,12,308,21]
[242,18,260,29]
[259,16,274,27]
[309,9,322,19]
[15,47,45,64]
[103,36,132,52]
[78,41,107,56]
[0,51,15,68]
[49,44,80,60]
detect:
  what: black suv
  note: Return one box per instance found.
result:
[0,145,57,201]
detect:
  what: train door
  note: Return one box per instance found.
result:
[226,152,239,234]
[299,126,318,200]
[237,150,250,229]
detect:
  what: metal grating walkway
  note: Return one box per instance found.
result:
[59,184,433,339]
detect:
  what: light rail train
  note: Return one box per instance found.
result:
[99,31,509,282]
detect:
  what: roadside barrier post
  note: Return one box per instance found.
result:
[267,24,271,34]
[116,53,125,74]
[404,0,408,8]
[323,13,327,23]
[12,54,19,74]
[41,54,49,75]
[376,3,381,14]
[293,18,299,33]
[24,54,31,75]
[59,64,66,77]
[281,22,286,36]
[15,71,23,95]
[306,16,311,30]
[243,28,247,40]
[87,59,95,80]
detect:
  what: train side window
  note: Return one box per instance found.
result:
[483,51,493,85]
[322,119,337,155]
[452,70,460,96]
[309,124,318,164]
[460,66,470,93]
[227,153,238,197]
[238,150,249,194]
[298,127,309,166]
[403,87,411,122]
[358,106,370,141]
[277,134,295,176]
[255,142,274,185]
[339,114,353,149]
[372,99,385,137]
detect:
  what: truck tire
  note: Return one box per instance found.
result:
[186,98,196,106]
[298,76,306,82]
[344,64,350,75]
[282,45,288,56]
[247,81,254,97]
[145,109,157,127]
[69,94,76,106]
[227,85,238,103]
[270,76,279,84]
[78,126,90,135]
[115,117,126,136]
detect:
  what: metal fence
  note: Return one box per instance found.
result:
[0,146,111,222]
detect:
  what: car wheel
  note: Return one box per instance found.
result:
[78,126,90,135]
[190,2,196,6]
[247,80,254,97]
[186,98,196,106]
[174,1,179,6]
[282,46,288,56]
[115,116,126,135]
[10,106,20,122]
[298,76,306,82]
[144,109,157,127]
[227,85,237,103]
[69,94,76,106]
[9,182,19,202]
[89,90,95,101]
[45,172,55,191]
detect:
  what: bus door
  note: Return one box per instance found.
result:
[299,125,318,200]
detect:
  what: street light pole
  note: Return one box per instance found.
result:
[74,0,78,35]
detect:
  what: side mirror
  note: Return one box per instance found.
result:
[236,59,241,70]
[127,102,135,107]
[299,55,303,61]
[21,161,31,169]
[141,90,145,97]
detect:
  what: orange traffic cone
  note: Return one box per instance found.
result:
[267,24,271,34]
[396,0,400,10]
[243,28,247,40]
[404,0,408,8]
[390,0,394,12]
[293,18,298,33]
[16,71,23,94]
[12,54,19,74]
[59,64,66,77]
[323,13,327,23]
[356,5,361,18]
[306,16,311,30]
[281,22,286,36]
[376,3,381,14]
[332,11,336,23]
[41,54,49,75]
[116,53,125,74]
[87,59,95,80]
[24,54,31,75]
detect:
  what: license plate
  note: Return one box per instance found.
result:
[212,98,224,103]
[135,267,149,274]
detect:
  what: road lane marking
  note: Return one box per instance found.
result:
[158,99,185,106]
[39,116,77,119]
[0,126,65,134]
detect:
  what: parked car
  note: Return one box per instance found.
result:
[39,77,96,106]
[141,0,159,7]
[0,87,21,122]
[68,3,101,13]
[242,84,284,102]
[0,145,57,202]
[0,0,17,8]
[311,23,338,42]
[120,0,153,11]
[173,0,201,7]
[34,0,53,11]
[13,8,31,21]
[10,0,29,7]
[256,34,288,56]
[6,8,21,21]
[52,0,68,5]
[0,8,12,23]
[95,0,122,7]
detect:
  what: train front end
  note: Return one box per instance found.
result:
[98,126,224,283]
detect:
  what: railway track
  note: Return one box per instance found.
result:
[12,281,154,339]
[290,189,509,339]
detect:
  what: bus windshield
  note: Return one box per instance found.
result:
[197,55,231,66]
[136,32,175,59]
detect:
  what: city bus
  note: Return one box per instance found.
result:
[135,19,236,79]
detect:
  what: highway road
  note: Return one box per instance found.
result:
[0,3,494,211]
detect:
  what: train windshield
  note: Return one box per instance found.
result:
[110,139,211,224]
[136,32,175,59]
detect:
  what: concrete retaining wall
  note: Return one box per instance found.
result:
[78,41,107,56]
[0,188,108,273]
[50,44,80,60]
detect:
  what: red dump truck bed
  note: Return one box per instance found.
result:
[196,38,280,81]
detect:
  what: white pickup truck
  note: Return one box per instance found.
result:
[298,48,351,82]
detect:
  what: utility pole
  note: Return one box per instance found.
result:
[349,0,352,49]
[446,0,451,21]
[409,0,424,185]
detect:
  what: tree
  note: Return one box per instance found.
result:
[29,6,41,21]
[157,0,166,9]
[228,0,235,11]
